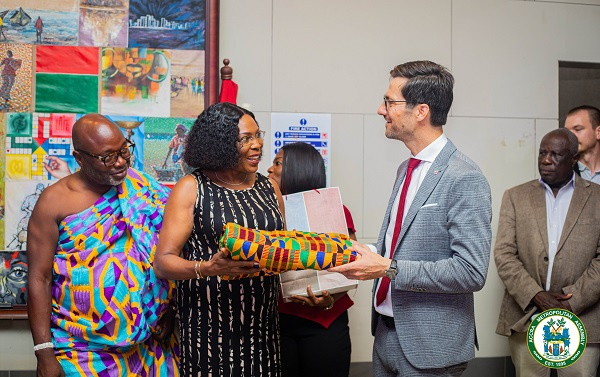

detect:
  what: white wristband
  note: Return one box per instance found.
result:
[33,342,54,352]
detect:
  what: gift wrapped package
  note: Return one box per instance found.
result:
[218,223,357,279]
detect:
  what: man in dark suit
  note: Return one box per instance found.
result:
[331,60,492,377]
[495,128,600,376]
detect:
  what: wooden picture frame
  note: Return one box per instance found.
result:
[205,0,220,107]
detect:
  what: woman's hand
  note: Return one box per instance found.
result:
[153,304,176,344]
[289,285,334,309]
[203,249,261,277]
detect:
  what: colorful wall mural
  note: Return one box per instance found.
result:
[0,0,207,251]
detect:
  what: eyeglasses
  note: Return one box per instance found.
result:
[383,96,409,110]
[76,139,135,166]
[238,130,265,146]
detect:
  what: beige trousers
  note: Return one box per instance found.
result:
[509,331,600,377]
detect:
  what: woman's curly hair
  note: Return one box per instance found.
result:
[184,102,257,170]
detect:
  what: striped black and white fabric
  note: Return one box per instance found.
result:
[178,171,284,377]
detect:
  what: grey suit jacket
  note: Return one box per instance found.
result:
[371,140,492,369]
[495,175,600,342]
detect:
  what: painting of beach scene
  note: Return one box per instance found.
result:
[0,0,78,46]
[128,0,205,50]
[170,49,204,118]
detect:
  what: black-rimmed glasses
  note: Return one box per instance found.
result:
[383,96,409,110]
[76,139,135,166]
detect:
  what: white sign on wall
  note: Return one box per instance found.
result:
[270,113,332,185]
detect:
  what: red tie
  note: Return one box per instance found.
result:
[376,158,422,305]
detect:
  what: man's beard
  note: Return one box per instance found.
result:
[83,164,129,187]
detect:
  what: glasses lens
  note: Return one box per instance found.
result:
[121,145,133,159]
[105,145,133,166]
[104,153,118,166]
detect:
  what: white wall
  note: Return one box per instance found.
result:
[3,0,600,369]
[220,0,600,363]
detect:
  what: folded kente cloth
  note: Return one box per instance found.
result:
[219,223,358,279]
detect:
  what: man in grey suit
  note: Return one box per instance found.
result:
[495,128,600,376]
[331,60,492,376]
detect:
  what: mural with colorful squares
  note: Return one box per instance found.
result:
[0,0,213,251]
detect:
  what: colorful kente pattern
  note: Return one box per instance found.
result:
[51,169,179,376]
[219,222,357,280]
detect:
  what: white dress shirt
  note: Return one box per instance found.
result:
[374,134,448,317]
[539,175,575,291]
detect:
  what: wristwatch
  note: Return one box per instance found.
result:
[385,260,398,280]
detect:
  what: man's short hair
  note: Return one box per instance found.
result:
[390,60,454,126]
[546,128,579,156]
[567,105,600,129]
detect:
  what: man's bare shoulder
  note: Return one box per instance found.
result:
[38,174,80,200]
[35,173,100,223]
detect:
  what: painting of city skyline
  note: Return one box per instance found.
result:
[128,0,205,50]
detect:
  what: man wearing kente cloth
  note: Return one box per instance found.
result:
[27,114,179,377]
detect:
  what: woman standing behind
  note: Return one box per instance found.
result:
[155,103,285,376]
[267,142,355,377]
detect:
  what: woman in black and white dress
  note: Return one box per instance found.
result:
[155,102,285,376]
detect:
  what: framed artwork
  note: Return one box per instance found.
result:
[0,249,28,319]
[121,0,219,111]
[143,116,194,184]
[0,43,33,113]
[79,0,129,47]
[101,47,172,117]
[0,0,79,46]
[1,0,219,112]
[0,3,220,320]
